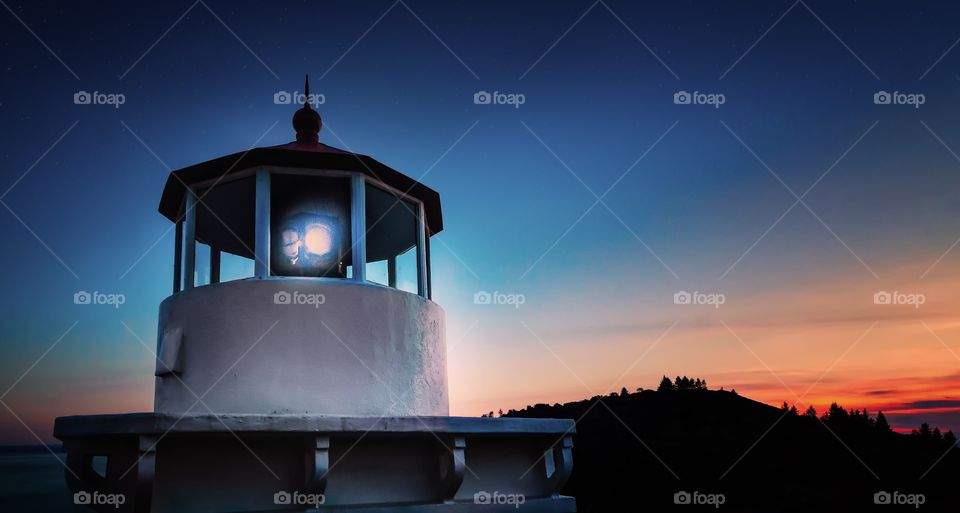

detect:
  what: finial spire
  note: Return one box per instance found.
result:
[293,74,322,144]
[303,74,312,109]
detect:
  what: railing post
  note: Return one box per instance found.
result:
[440,436,466,502]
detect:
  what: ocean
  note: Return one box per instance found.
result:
[0,448,88,512]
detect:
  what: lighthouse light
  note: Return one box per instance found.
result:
[270,174,352,278]
[303,222,334,256]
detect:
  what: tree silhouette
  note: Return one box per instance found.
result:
[824,402,848,423]
[659,375,710,392]
[804,405,818,417]
[945,430,957,447]
[658,376,674,392]
[875,411,891,432]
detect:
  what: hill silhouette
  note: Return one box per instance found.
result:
[499,377,959,512]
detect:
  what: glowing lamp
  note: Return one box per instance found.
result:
[273,212,344,277]
[303,223,333,256]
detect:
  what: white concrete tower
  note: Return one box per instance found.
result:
[152,76,448,418]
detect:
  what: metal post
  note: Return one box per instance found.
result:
[351,174,366,282]
[255,170,270,278]
[387,256,397,288]
[417,203,427,297]
[425,233,432,300]
[183,191,196,290]
[173,220,183,293]
[210,248,221,284]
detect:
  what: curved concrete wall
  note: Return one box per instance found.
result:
[153,279,448,416]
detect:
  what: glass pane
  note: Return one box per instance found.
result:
[270,174,352,277]
[195,177,256,259]
[395,244,418,294]
[221,252,255,282]
[195,242,211,286]
[366,259,389,286]
[364,184,420,293]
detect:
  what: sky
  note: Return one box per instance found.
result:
[1,0,960,444]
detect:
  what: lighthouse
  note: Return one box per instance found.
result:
[55,78,576,513]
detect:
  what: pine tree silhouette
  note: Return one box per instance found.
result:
[658,376,674,392]
[875,411,891,432]
[945,430,957,447]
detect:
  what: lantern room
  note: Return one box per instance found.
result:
[157,80,441,298]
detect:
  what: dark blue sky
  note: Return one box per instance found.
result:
[3,1,960,443]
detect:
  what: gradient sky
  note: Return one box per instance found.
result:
[2,0,960,445]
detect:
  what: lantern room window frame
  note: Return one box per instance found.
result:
[175,166,431,299]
